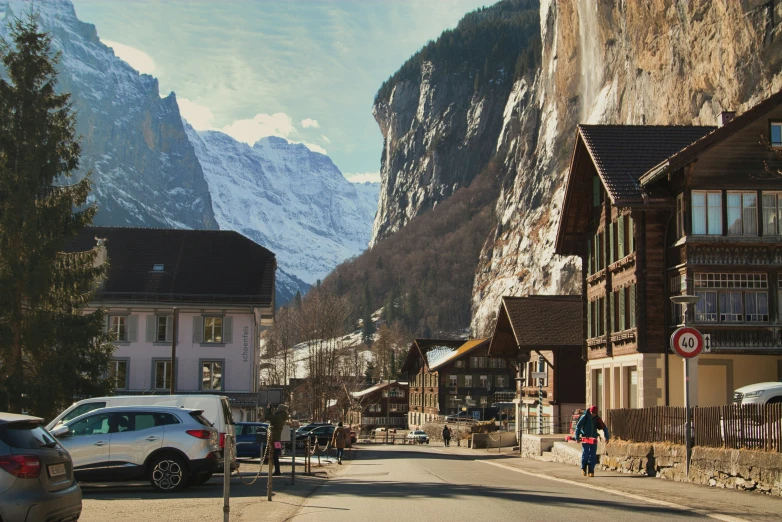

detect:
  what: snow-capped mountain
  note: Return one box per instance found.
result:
[185,124,379,290]
[1,0,379,305]
[0,0,217,230]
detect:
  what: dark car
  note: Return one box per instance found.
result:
[0,413,82,522]
[294,424,335,449]
[235,422,268,458]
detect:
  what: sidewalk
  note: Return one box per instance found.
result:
[433,444,782,522]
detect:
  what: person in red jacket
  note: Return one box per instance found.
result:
[574,405,610,477]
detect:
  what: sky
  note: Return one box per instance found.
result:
[70,0,491,183]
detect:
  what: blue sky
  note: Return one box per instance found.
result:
[70,0,490,182]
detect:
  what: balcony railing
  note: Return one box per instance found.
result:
[692,325,782,350]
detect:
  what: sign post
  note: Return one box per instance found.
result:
[669,299,704,481]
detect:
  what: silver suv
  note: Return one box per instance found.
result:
[0,412,82,522]
[51,405,220,492]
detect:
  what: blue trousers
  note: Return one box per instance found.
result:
[336,448,344,461]
[581,443,597,471]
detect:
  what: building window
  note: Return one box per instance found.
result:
[626,367,638,409]
[594,369,603,413]
[745,292,769,322]
[388,388,405,398]
[490,358,506,369]
[480,396,488,406]
[719,292,743,322]
[368,403,381,413]
[727,191,758,236]
[154,360,172,390]
[694,273,767,289]
[390,404,408,413]
[201,361,223,390]
[470,357,487,368]
[449,375,457,388]
[464,375,473,387]
[771,122,782,147]
[479,375,489,388]
[692,273,769,324]
[691,191,722,235]
[694,291,718,322]
[203,316,223,343]
[109,360,128,390]
[762,192,782,235]
[455,360,465,368]
[109,315,127,342]
[496,375,507,388]
[156,315,170,342]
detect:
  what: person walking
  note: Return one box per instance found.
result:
[266,403,289,476]
[331,422,348,464]
[574,405,610,477]
[442,425,452,447]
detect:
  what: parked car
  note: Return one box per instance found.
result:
[51,406,220,491]
[294,424,336,449]
[733,382,782,405]
[406,430,429,444]
[445,412,472,422]
[296,422,331,434]
[235,422,268,458]
[349,429,357,445]
[0,412,82,522]
[47,394,236,472]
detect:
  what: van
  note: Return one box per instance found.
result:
[46,395,236,470]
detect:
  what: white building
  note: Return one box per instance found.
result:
[68,227,276,421]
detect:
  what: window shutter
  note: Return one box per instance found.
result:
[619,289,626,331]
[193,316,203,343]
[587,301,592,338]
[618,216,625,258]
[629,216,635,252]
[630,284,637,328]
[608,223,614,264]
[127,315,138,342]
[145,315,155,343]
[223,316,233,343]
[457,374,464,387]
[166,316,173,343]
[609,292,615,333]
[587,239,592,274]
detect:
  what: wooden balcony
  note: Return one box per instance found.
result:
[693,325,782,352]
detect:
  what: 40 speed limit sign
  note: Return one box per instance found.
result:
[670,327,704,358]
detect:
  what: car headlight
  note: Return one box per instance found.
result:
[743,390,764,398]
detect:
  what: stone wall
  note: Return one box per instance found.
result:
[472,432,517,449]
[601,441,782,496]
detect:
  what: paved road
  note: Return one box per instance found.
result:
[290,445,706,521]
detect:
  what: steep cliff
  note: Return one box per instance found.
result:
[471,0,782,333]
[370,0,540,246]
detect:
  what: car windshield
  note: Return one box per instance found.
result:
[0,421,58,449]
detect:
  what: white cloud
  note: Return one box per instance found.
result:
[301,118,320,128]
[321,135,332,143]
[178,98,215,130]
[102,40,156,75]
[344,171,381,183]
[220,112,297,145]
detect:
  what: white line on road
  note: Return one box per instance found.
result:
[477,460,749,522]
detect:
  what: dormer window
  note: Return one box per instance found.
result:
[771,122,782,148]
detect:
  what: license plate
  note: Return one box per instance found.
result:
[48,463,66,478]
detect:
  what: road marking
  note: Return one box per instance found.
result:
[477,460,749,522]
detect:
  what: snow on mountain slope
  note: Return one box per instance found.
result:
[0,0,216,230]
[185,122,379,288]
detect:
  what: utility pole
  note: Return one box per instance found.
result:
[537,353,544,435]
[170,307,179,394]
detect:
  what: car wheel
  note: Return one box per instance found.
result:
[189,472,213,486]
[149,454,189,492]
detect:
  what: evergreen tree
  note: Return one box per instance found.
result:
[361,282,375,346]
[405,287,421,333]
[294,291,302,309]
[0,13,114,416]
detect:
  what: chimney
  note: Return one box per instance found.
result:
[718,111,735,127]
[94,237,108,267]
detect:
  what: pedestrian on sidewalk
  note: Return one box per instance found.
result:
[266,403,289,476]
[574,405,610,477]
[442,425,452,447]
[331,422,348,464]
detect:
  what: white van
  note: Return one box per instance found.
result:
[46,395,237,469]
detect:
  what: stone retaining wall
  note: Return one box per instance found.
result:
[601,440,782,496]
[472,432,517,449]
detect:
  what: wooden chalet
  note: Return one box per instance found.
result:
[401,338,516,427]
[489,296,585,433]
[347,380,409,428]
[557,90,782,409]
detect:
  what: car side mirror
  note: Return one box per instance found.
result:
[51,425,70,438]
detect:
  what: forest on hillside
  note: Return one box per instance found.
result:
[375,0,540,104]
[321,161,501,338]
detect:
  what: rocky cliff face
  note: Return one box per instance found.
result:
[1,0,217,230]
[471,0,782,333]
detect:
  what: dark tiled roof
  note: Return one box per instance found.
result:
[66,227,275,306]
[502,295,582,347]
[640,89,782,185]
[579,125,715,204]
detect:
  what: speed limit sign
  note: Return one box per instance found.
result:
[670,327,703,358]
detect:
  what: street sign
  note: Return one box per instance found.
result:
[670,326,704,358]
[472,411,480,420]
[703,333,711,353]
[530,371,547,379]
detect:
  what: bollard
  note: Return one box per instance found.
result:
[291,427,296,485]
[223,434,231,522]
[306,438,311,474]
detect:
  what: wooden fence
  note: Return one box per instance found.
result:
[607,404,782,452]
